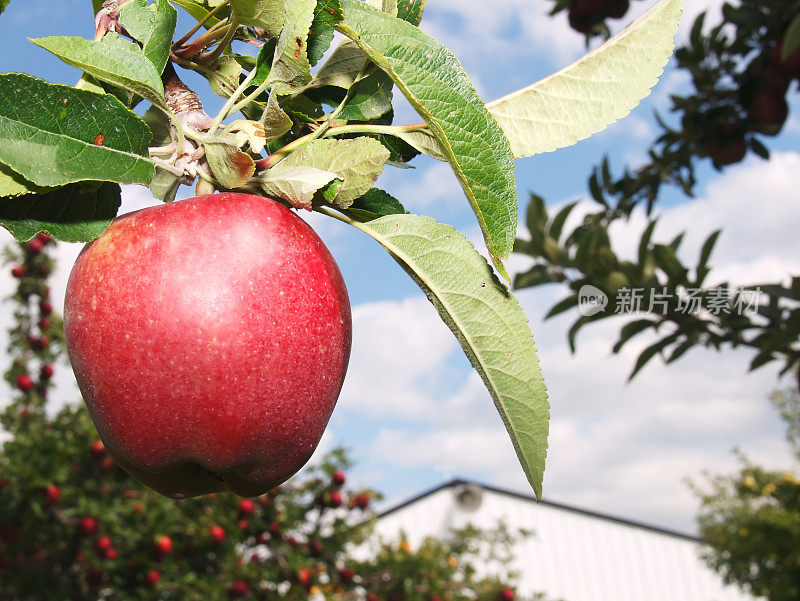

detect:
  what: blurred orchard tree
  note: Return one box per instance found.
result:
[0,239,538,601]
[517,0,800,381]
[692,390,800,601]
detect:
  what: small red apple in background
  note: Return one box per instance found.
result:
[296,567,312,588]
[15,374,34,392]
[44,485,61,503]
[11,266,25,279]
[155,535,172,555]
[239,498,255,515]
[79,517,99,536]
[229,580,249,597]
[210,526,226,543]
[329,490,344,507]
[64,193,351,499]
[332,470,346,486]
[497,588,515,601]
[144,569,161,587]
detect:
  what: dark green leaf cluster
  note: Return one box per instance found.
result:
[514,194,800,380]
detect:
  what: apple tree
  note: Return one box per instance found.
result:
[691,390,800,601]
[515,0,800,382]
[0,238,540,600]
[0,0,682,500]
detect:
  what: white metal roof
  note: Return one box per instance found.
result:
[371,480,758,601]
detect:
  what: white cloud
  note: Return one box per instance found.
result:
[338,296,458,418]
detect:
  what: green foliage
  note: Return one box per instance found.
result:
[514,193,800,379]
[693,391,800,601]
[513,1,800,380]
[343,213,549,498]
[119,0,178,75]
[337,0,518,277]
[32,34,167,109]
[0,182,122,243]
[0,240,537,601]
[0,74,153,189]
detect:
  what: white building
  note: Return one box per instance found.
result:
[372,480,757,601]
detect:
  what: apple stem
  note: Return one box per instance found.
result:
[207,64,259,135]
[173,0,232,50]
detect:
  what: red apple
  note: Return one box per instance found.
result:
[747,90,789,135]
[79,517,99,536]
[15,374,34,392]
[64,193,351,499]
[210,525,226,543]
[144,569,161,587]
[155,535,173,555]
[229,580,249,597]
[497,588,515,601]
[44,484,61,503]
[95,537,113,552]
[332,470,346,486]
[239,498,255,515]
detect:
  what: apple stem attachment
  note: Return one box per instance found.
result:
[163,64,212,133]
[94,0,132,41]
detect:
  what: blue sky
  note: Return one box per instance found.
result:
[1,0,799,534]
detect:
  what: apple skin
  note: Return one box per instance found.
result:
[64,193,352,499]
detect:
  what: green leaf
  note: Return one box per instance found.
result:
[204,143,256,190]
[351,213,549,498]
[207,56,243,99]
[638,219,657,268]
[0,163,48,198]
[267,137,389,207]
[652,243,687,284]
[486,0,684,158]
[782,13,800,58]
[266,0,316,95]
[0,73,154,187]
[545,295,578,319]
[308,0,344,66]
[396,0,426,25]
[0,0,10,15]
[148,168,182,202]
[171,0,224,27]
[261,165,341,210]
[31,34,167,110]
[231,0,285,36]
[387,128,445,161]
[304,41,366,90]
[344,187,407,221]
[261,92,293,143]
[338,0,517,278]
[628,332,679,380]
[547,201,577,242]
[338,70,394,121]
[695,229,720,285]
[119,0,178,75]
[612,318,657,353]
[0,181,121,243]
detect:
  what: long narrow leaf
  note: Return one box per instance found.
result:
[486,0,684,158]
[337,0,517,278]
[347,212,549,498]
